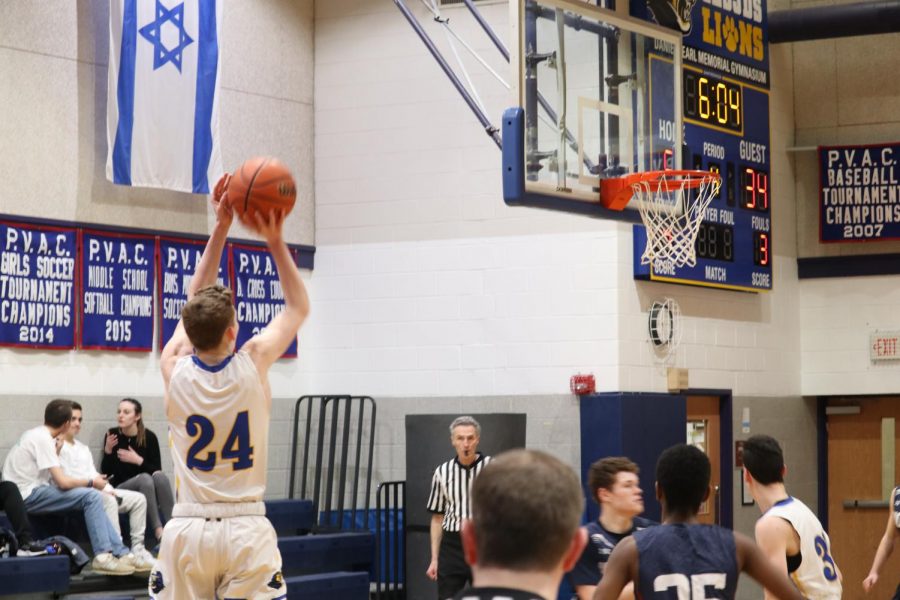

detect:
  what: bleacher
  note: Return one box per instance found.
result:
[0,499,374,599]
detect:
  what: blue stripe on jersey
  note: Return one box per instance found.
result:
[191,353,234,372]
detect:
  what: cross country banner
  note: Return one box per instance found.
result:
[230,244,299,358]
[106,0,223,194]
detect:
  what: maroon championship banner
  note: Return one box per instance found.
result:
[157,236,229,349]
[229,244,298,358]
[79,231,156,351]
[0,221,77,349]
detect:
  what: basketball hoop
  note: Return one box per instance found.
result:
[601,170,721,268]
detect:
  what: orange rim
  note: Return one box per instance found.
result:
[599,169,721,210]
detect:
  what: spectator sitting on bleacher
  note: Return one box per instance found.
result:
[101,397,174,545]
[1,398,137,575]
[0,479,50,556]
[58,402,154,571]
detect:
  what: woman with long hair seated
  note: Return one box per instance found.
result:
[101,398,174,544]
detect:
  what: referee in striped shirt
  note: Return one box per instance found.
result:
[426,416,491,598]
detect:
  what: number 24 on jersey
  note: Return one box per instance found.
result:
[185,411,254,471]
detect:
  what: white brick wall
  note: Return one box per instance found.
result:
[801,275,900,395]
[304,231,623,396]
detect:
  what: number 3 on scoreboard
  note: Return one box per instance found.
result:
[186,411,254,471]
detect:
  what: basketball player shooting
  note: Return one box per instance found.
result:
[151,171,309,599]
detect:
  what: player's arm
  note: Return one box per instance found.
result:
[160,173,233,388]
[753,516,792,600]
[863,490,899,593]
[241,210,310,377]
[426,512,443,580]
[592,536,638,600]
[734,532,804,600]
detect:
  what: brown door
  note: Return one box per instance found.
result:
[827,396,900,598]
[687,396,721,525]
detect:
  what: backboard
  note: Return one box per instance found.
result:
[503,0,682,218]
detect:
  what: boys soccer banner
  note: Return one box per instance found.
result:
[820,143,900,242]
[107,0,223,193]
[230,244,298,358]
[0,222,77,349]
[79,231,155,351]
[158,237,229,349]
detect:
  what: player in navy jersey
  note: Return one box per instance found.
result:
[593,444,805,600]
[862,484,900,598]
[454,449,587,600]
[570,457,655,599]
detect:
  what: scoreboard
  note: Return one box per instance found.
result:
[632,0,773,292]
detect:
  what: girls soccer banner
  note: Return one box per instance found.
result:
[820,143,900,242]
[79,231,155,351]
[230,244,298,358]
[0,222,76,349]
[158,237,229,349]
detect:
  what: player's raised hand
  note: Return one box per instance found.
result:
[212,172,234,228]
[244,208,286,245]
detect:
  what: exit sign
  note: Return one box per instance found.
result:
[870,331,900,361]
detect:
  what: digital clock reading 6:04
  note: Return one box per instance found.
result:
[684,70,742,133]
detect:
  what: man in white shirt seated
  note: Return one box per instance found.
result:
[2,399,135,575]
[58,402,154,571]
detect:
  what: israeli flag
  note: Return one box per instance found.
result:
[106,0,223,194]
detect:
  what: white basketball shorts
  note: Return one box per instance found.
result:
[148,503,286,600]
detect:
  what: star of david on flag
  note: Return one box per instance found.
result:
[106,0,223,194]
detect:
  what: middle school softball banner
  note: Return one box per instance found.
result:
[79,231,155,351]
[107,0,223,193]
[820,142,900,242]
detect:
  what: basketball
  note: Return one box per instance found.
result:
[226,156,297,220]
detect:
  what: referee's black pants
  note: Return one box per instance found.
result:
[437,530,470,599]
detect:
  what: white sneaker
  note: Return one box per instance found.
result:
[91,552,136,576]
[129,546,156,572]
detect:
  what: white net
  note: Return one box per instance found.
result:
[633,171,721,267]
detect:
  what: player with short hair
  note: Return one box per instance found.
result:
[455,448,588,600]
[862,484,900,598]
[570,457,655,599]
[743,434,842,599]
[593,444,807,600]
[150,173,309,599]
